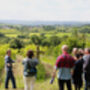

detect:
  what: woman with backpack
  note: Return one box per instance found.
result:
[22,50,39,90]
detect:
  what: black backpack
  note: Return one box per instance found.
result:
[24,61,37,77]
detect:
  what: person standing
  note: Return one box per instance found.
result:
[72,50,84,90]
[23,50,39,90]
[83,48,90,90]
[52,45,75,90]
[5,49,16,89]
[72,48,79,60]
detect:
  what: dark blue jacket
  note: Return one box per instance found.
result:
[73,59,83,80]
[5,55,15,71]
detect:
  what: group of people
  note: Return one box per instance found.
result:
[4,45,90,90]
[5,50,39,90]
[52,45,90,90]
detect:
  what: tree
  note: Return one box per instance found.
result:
[30,35,42,45]
[71,28,79,37]
[41,39,50,47]
[17,34,29,39]
[0,33,5,37]
[43,25,56,31]
[49,36,61,46]
[81,33,86,49]
[10,38,24,49]
[65,37,84,53]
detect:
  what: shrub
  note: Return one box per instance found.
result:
[65,37,85,53]
[10,38,24,49]
[37,63,46,81]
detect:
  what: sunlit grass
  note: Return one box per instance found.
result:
[5,34,18,38]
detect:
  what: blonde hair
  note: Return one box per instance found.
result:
[62,45,68,52]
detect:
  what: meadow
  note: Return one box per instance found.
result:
[0,24,90,90]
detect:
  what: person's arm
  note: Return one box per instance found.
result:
[33,58,39,66]
[11,60,15,63]
[70,57,76,76]
[22,59,25,65]
[5,57,11,67]
[7,56,15,63]
[52,56,61,78]
[70,56,75,68]
[10,57,15,63]
[52,66,57,78]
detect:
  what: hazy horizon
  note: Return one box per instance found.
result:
[0,20,90,26]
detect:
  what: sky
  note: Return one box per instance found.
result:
[0,0,90,21]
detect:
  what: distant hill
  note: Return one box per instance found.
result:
[0,20,90,26]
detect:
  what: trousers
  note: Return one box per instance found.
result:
[5,71,16,88]
[24,76,35,90]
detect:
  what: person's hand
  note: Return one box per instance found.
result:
[7,63,11,67]
[52,69,56,78]
[52,73,56,78]
[71,70,74,76]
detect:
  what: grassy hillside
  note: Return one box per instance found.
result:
[0,54,85,90]
[0,24,89,90]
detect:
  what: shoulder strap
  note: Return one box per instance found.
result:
[62,54,67,66]
[26,60,31,69]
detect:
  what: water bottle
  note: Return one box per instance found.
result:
[50,77,54,84]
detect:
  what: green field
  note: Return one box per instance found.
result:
[0,25,90,90]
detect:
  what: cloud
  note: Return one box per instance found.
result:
[0,0,90,21]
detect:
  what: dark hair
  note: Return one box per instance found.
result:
[75,54,80,59]
[75,53,84,59]
[88,48,90,54]
[27,50,34,58]
[6,49,11,54]
[79,53,84,57]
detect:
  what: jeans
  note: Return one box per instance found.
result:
[5,71,16,88]
[23,76,35,90]
[58,79,72,90]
